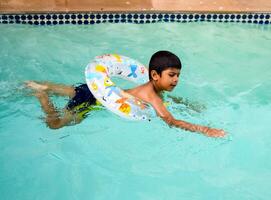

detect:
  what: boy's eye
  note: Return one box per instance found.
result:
[169,73,179,77]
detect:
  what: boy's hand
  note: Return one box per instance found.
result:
[204,128,226,138]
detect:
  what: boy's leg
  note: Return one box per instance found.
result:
[25,81,76,98]
[35,91,76,129]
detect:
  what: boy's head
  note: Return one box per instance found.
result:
[148,51,182,81]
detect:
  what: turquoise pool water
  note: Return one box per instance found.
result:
[0,22,271,199]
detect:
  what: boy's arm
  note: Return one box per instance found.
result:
[151,97,225,138]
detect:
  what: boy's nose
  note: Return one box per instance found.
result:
[173,76,179,83]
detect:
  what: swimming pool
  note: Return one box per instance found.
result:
[0,21,271,199]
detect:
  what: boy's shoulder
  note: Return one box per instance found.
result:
[126,83,162,105]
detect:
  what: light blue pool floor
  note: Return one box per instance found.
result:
[0,22,271,200]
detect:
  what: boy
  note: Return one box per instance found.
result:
[26,51,225,137]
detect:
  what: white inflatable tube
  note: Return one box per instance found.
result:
[85,54,153,120]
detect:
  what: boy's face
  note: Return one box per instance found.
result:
[153,67,181,91]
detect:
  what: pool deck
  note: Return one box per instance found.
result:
[0,0,271,13]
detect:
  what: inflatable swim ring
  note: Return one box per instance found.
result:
[85,54,153,120]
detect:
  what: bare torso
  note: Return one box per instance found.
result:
[125,82,159,105]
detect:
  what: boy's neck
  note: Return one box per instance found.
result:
[150,81,163,97]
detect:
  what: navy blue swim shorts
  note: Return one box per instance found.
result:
[66,84,96,110]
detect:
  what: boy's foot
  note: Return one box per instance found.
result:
[25,81,48,91]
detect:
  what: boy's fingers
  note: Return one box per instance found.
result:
[207,129,226,138]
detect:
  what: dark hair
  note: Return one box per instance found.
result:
[149,51,182,80]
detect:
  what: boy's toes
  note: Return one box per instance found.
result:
[24,81,47,91]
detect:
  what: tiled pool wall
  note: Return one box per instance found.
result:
[0,12,270,25]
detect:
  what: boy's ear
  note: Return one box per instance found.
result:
[150,70,160,81]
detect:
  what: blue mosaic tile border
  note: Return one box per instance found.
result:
[0,13,270,25]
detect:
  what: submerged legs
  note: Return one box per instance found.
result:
[25,81,78,129]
